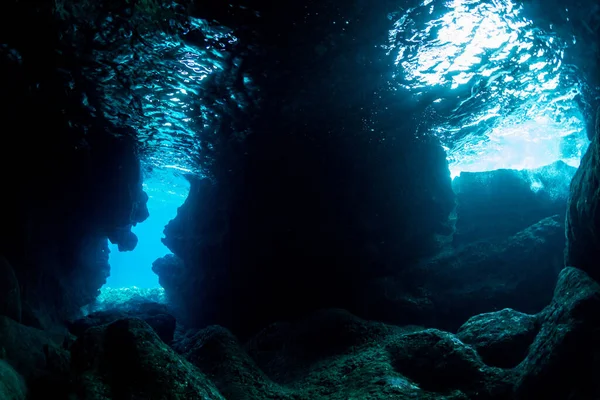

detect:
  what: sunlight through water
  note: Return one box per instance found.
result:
[85,17,251,175]
[388,0,590,177]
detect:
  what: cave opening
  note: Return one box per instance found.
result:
[99,168,190,304]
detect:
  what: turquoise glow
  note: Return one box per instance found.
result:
[388,0,590,177]
[106,168,189,289]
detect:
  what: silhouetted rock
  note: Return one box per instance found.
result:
[360,215,564,330]
[457,309,539,368]
[566,106,600,281]
[0,132,148,330]
[159,138,455,338]
[388,329,511,397]
[68,302,176,344]
[152,254,185,307]
[71,318,224,399]
[177,325,290,399]
[453,161,576,246]
[0,317,70,399]
[0,256,21,323]
[515,267,600,399]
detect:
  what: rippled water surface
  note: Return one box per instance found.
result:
[387,0,593,177]
[83,16,249,175]
[86,1,595,179]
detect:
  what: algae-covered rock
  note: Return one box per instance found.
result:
[69,301,176,343]
[244,309,510,399]
[387,329,511,397]
[0,360,26,400]
[71,317,225,399]
[0,316,70,399]
[179,325,298,400]
[457,308,539,368]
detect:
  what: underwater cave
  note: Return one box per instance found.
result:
[0,0,599,399]
[99,169,189,301]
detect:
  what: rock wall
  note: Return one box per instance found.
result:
[0,1,149,329]
[153,1,456,338]
[453,161,576,246]
[566,106,600,281]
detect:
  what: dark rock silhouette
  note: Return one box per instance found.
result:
[70,318,223,399]
[566,106,600,281]
[68,301,176,344]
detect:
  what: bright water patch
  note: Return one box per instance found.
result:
[85,17,252,175]
[106,168,190,288]
[388,0,591,177]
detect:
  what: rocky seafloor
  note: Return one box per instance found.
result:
[1,264,599,399]
[2,136,600,399]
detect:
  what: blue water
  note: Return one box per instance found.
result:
[106,169,190,288]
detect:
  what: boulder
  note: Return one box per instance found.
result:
[0,316,70,399]
[457,308,539,368]
[70,318,224,399]
[387,329,511,397]
[68,302,176,344]
[177,325,290,400]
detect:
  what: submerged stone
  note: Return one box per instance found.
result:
[69,301,176,344]
[0,317,70,399]
[71,318,225,399]
[177,325,294,400]
[387,329,511,397]
[457,308,538,368]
